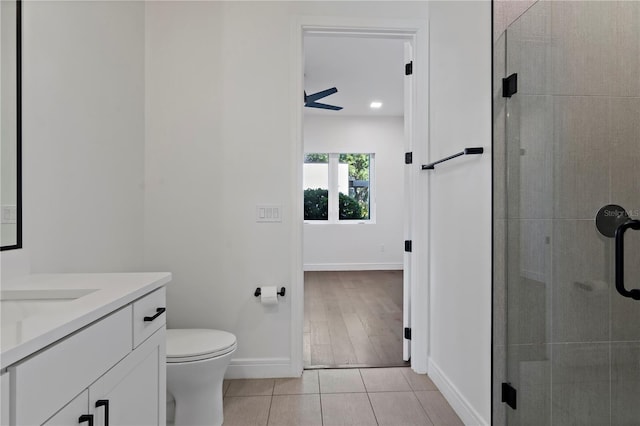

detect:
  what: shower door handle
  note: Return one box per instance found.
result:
[615,220,640,300]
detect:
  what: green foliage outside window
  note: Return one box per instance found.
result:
[340,154,370,219]
[304,188,329,220]
[304,188,363,220]
[304,153,329,163]
[338,192,363,219]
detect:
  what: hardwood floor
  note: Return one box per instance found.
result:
[304,270,407,368]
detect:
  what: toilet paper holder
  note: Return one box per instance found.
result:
[254,287,286,297]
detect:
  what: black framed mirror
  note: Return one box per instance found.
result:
[1,0,22,250]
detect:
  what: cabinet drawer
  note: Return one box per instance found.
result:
[11,306,132,426]
[133,287,166,348]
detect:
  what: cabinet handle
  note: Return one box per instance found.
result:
[95,400,109,426]
[79,414,94,426]
[143,307,166,322]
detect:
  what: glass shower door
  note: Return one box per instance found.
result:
[500,1,640,424]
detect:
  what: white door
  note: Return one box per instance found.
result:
[402,41,414,362]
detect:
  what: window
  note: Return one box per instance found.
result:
[303,153,374,223]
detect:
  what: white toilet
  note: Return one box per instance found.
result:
[166,329,237,426]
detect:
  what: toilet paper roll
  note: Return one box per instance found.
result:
[260,286,279,305]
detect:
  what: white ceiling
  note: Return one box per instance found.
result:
[304,35,405,117]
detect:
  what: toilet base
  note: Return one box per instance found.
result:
[166,350,234,426]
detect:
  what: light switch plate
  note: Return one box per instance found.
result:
[256,205,282,223]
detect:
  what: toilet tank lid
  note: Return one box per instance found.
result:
[166,329,237,358]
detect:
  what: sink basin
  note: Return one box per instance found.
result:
[1,289,98,324]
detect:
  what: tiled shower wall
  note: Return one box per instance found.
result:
[493,1,640,425]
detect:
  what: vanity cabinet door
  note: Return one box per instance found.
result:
[42,390,89,426]
[89,329,165,426]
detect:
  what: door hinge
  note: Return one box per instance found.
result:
[405,61,413,76]
[404,327,411,340]
[405,152,413,164]
[502,73,518,97]
[501,382,517,410]
[404,240,412,252]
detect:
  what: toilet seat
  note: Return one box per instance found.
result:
[166,329,237,363]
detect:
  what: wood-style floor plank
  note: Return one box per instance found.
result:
[304,270,407,368]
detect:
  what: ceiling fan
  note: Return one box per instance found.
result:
[304,87,343,111]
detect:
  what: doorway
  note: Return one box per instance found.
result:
[301,32,412,369]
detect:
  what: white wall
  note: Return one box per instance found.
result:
[303,116,404,271]
[427,2,492,425]
[144,1,428,376]
[12,1,146,274]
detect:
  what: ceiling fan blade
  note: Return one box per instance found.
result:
[305,101,343,111]
[305,87,338,103]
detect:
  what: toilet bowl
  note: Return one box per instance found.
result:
[166,329,237,426]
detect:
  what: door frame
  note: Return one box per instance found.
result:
[289,15,430,375]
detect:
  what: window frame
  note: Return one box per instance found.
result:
[303,152,376,225]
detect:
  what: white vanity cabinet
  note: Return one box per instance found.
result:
[6,287,167,426]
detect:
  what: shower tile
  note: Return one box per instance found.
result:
[551,343,610,425]
[506,344,551,426]
[611,1,640,97]
[552,97,610,220]
[507,95,554,220]
[609,98,640,215]
[552,220,610,343]
[506,1,552,95]
[550,1,616,96]
[550,0,639,96]
[506,220,552,345]
[611,342,640,425]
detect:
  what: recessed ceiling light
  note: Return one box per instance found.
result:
[370,101,383,109]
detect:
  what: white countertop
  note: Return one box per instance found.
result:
[1,272,171,369]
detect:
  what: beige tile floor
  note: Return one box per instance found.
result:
[221,367,463,426]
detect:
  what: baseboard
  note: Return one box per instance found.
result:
[303,262,403,271]
[225,358,295,379]
[428,359,488,426]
